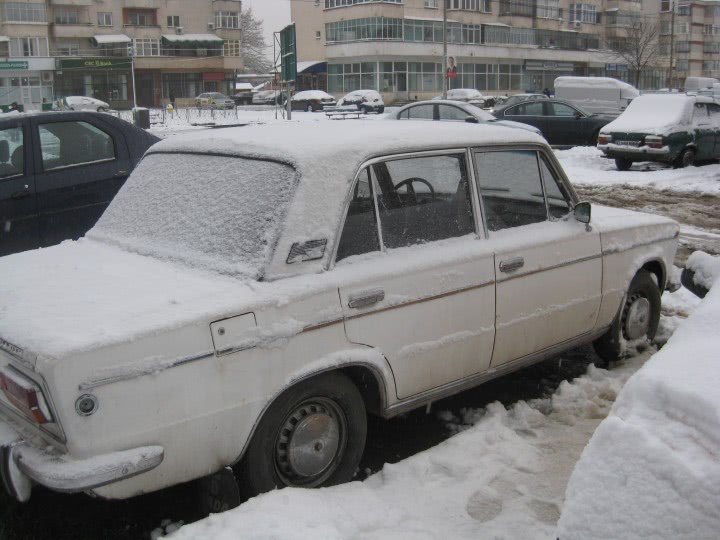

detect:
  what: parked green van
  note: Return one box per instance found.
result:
[597,94,720,170]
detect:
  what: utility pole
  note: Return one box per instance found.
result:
[443,0,448,99]
[668,1,675,89]
[128,41,137,109]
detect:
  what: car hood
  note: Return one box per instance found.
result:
[0,239,260,361]
[492,119,543,135]
[590,205,679,242]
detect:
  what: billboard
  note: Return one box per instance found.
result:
[280,24,297,84]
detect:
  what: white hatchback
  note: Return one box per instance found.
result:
[0,122,678,503]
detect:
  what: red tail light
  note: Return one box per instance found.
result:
[362,97,368,102]
[597,134,612,145]
[645,135,664,149]
[0,367,53,424]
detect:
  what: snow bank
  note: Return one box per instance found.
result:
[557,258,720,540]
[686,251,720,290]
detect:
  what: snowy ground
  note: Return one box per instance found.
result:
[129,110,716,539]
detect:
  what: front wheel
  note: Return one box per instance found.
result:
[593,270,661,366]
[377,106,385,114]
[236,372,366,497]
[675,148,695,169]
[615,158,633,171]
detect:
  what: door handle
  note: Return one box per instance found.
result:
[499,257,524,273]
[113,170,128,178]
[348,288,385,309]
[11,190,31,200]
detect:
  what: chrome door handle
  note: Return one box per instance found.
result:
[348,288,385,309]
[499,257,524,273]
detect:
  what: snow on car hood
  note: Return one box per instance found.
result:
[591,204,679,249]
[600,94,694,135]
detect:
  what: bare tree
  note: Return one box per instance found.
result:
[240,7,272,74]
[606,17,664,88]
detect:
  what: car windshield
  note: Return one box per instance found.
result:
[89,153,297,279]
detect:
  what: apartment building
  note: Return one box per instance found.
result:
[0,0,243,110]
[290,0,679,100]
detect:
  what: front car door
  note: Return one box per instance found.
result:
[335,150,496,399]
[474,147,603,366]
[31,114,133,247]
[0,119,38,255]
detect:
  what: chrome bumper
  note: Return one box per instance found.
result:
[0,421,163,501]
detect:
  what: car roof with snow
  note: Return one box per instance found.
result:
[601,93,713,134]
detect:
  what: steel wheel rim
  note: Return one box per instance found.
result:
[275,397,347,487]
[623,293,651,340]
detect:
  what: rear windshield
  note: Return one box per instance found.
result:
[89,153,297,279]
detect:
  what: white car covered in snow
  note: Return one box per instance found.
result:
[0,122,679,503]
[61,96,110,112]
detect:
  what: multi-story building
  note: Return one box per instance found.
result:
[290,0,695,100]
[0,0,243,110]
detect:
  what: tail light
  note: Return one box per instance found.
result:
[0,367,53,424]
[361,97,368,103]
[645,135,664,149]
[597,134,612,145]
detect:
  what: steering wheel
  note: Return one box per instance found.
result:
[393,177,436,204]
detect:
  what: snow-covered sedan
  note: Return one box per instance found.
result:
[62,96,110,112]
[0,122,679,503]
[290,90,337,112]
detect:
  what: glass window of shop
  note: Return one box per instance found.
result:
[454,63,521,92]
[55,72,128,102]
[329,62,408,93]
[0,75,53,107]
[162,73,203,99]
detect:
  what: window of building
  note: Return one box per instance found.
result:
[316,30,322,39]
[55,41,80,56]
[54,7,82,25]
[97,12,113,26]
[425,0,438,7]
[215,11,239,29]
[536,0,560,19]
[676,59,689,71]
[446,0,491,11]
[0,2,46,23]
[223,40,240,56]
[133,38,160,56]
[167,15,180,27]
[704,25,720,35]
[499,0,534,17]
[475,150,548,232]
[9,37,49,57]
[124,9,157,26]
[568,4,597,24]
[661,0,671,11]
[325,0,402,7]
[677,4,691,16]
[705,42,720,54]
[676,22,690,34]
[675,41,690,53]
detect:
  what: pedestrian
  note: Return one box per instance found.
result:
[543,87,552,97]
[169,90,176,109]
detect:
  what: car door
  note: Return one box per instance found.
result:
[692,102,715,160]
[707,102,720,156]
[474,148,602,366]
[0,119,38,256]
[31,114,133,248]
[544,101,586,146]
[502,101,547,137]
[336,151,496,399]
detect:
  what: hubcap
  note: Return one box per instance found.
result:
[275,399,345,486]
[623,294,651,340]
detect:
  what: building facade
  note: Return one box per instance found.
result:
[0,0,243,110]
[290,0,711,100]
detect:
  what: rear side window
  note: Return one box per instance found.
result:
[39,121,115,170]
[475,150,547,231]
[506,102,543,116]
[0,126,24,178]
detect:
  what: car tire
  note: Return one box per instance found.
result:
[593,270,661,367]
[236,371,366,498]
[378,106,385,114]
[675,148,695,169]
[615,158,633,171]
[360,106,369,114]
[306,103,314,113]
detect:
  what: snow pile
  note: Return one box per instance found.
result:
[557,264,720,540]
[599,94,694,135]
[686,251,720,290]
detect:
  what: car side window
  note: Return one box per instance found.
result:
[336,168,380,262]
[475,150,547,232]
[539,156,572,219]
[373,153,475,249]
[39,121,115,171]
[438,105,469,121]
[708,103,720,127]
[549,102,578,117]
[406,105,434,120]
[693,103,710,124]
[0,126,24,179]
[506,102,543,116]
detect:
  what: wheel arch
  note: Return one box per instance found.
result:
[640,258,667,291]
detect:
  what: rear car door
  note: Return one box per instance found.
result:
[474,148,602,366]
[0,119,38,256]
[336,151,496,400]
[31,114,133,247]
[707,102,720,156]
[502,102,547,138]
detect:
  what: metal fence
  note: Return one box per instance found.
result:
[108,106,241,126]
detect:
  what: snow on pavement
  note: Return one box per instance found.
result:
[164,285,700,540]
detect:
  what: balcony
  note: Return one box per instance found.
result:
[49,0,93,5]
[122,0,160,8]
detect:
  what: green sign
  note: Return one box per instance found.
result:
[58,57,131,70]
[0,61,29,70]
[280,24,297,84]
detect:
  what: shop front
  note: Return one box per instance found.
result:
[0,58,54,111]
[55,57,133,110]
[523,60,579,93]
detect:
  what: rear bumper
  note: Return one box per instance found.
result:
[599,143,675,161]
[0,419,163,501]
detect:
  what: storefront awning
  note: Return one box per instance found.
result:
[161,34,224,46]
[0,36,9,43]
[297,60,327,74]
[92,34,131,45]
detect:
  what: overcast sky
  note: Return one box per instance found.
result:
[243,0,292,57]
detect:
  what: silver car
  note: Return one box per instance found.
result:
[194,92,235,110]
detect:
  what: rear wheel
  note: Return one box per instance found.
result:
[237,372,366,497]
[675,148,695,168]
[593,270,661,366]
[615,158,633,171]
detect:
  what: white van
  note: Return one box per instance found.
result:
[554,76,639,115]
[684,76,720,92]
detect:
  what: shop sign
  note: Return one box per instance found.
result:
[0,61,29,70]
[58,58,131,70]
[525,60,574,72]
[202,72,225,81]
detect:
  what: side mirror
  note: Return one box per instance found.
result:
[465,116,479,124]
[574,201,591,224]
[574,112,583,120]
